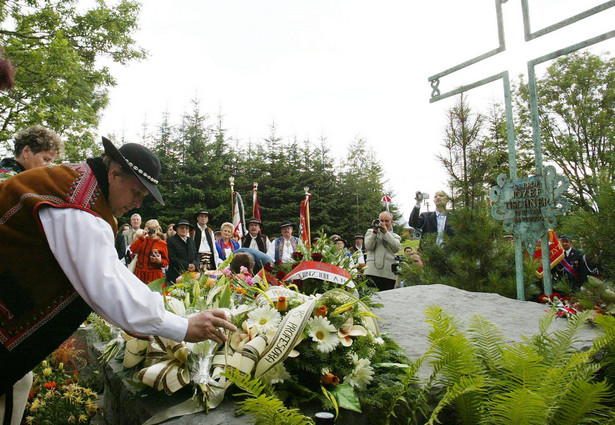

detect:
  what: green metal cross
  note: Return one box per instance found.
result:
[429,0,615,300]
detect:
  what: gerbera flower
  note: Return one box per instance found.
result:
[344,353,374,389]
[247,306,282,333]
[308,316,339,353]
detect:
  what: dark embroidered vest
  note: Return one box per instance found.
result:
[0,162,116,394]
[241,233,268,253]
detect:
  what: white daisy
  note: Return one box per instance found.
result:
[308,316,340,353]
[247,306,282,333]
[261,363,291,385]
[344,353,374,389]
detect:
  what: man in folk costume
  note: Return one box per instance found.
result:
[267,221,304,264]
[0,138,236,424]
[191,210,221,271]
[241,217,270,253]
[349,234,367,267]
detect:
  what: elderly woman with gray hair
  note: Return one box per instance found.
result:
[215,222,240,261]
[0,125,63,182]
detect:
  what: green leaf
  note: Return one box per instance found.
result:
[329,383,362,413]
[147,277,166,293]
[218,282,232,309]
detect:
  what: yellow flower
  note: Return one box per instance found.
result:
[68,414,76,424]
[43,367,52,377]
[78,414,89,423]
[26,416,35,425]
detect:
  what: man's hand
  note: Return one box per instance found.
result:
[184,309,237,344]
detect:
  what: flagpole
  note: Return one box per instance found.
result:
[229,176,235,220]
[253,182,258,218]
[304,186,311,247]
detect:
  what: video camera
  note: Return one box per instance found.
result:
[391,254,406,275]
[372,219,381,230]
[415,191,430,202]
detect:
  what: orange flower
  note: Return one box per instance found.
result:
[276,296,288,312]
[314,305,327,317]
[43,381,57,390]
[320,372,339,386]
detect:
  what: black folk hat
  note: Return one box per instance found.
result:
[173,220,194,232]
[102,137,164,205]
[332,236,347,246]
[353,234,364,240]
[280,221,293,229]
[558,233,573,241]
[247,217,262,226]
[194,209,211,221]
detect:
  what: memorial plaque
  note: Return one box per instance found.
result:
[490,165,570,254]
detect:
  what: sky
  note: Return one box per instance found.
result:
[97,0,615,217]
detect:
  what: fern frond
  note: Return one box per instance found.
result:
[496,343,548,391]
[239,394,315,425]
[223,369,314,425]
[223,368,268,398]
[485,388,548,425]
[466,314,504,369]
[425,375,485,425]
[536,311,592,368]
[550,380,613,425]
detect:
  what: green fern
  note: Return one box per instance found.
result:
[409,307,615,425]
[223,368,314,425]
[466,314,504,370]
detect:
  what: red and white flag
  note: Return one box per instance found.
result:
[299,191,311,247]
[381,195,391,211]
[252,182,261,221]
[233,191,246,238]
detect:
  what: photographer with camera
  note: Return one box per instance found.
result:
[409,190,453,248]
[130,218,169,284]
[364,211,402,291]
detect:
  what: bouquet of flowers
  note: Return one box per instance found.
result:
[539,292,578,318]
[102,241,406,424]
[24,358,100,425]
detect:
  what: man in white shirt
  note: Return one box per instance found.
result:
[349,234,367,267]
[267,221,304,263]
[409,190,453,247]
[0,138,236,424]
[192,210,221,271]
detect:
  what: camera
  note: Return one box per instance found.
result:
[415,191,430,201]
[391,254,406,274]
[147,227,156,235]
[373,219,381,230]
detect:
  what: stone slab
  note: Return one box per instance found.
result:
[374,284,599,364]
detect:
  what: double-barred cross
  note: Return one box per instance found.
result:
[428,0,615,300]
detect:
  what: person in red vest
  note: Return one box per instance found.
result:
[0,138,236,423]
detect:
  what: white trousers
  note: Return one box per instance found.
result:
[0,372,33,425]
